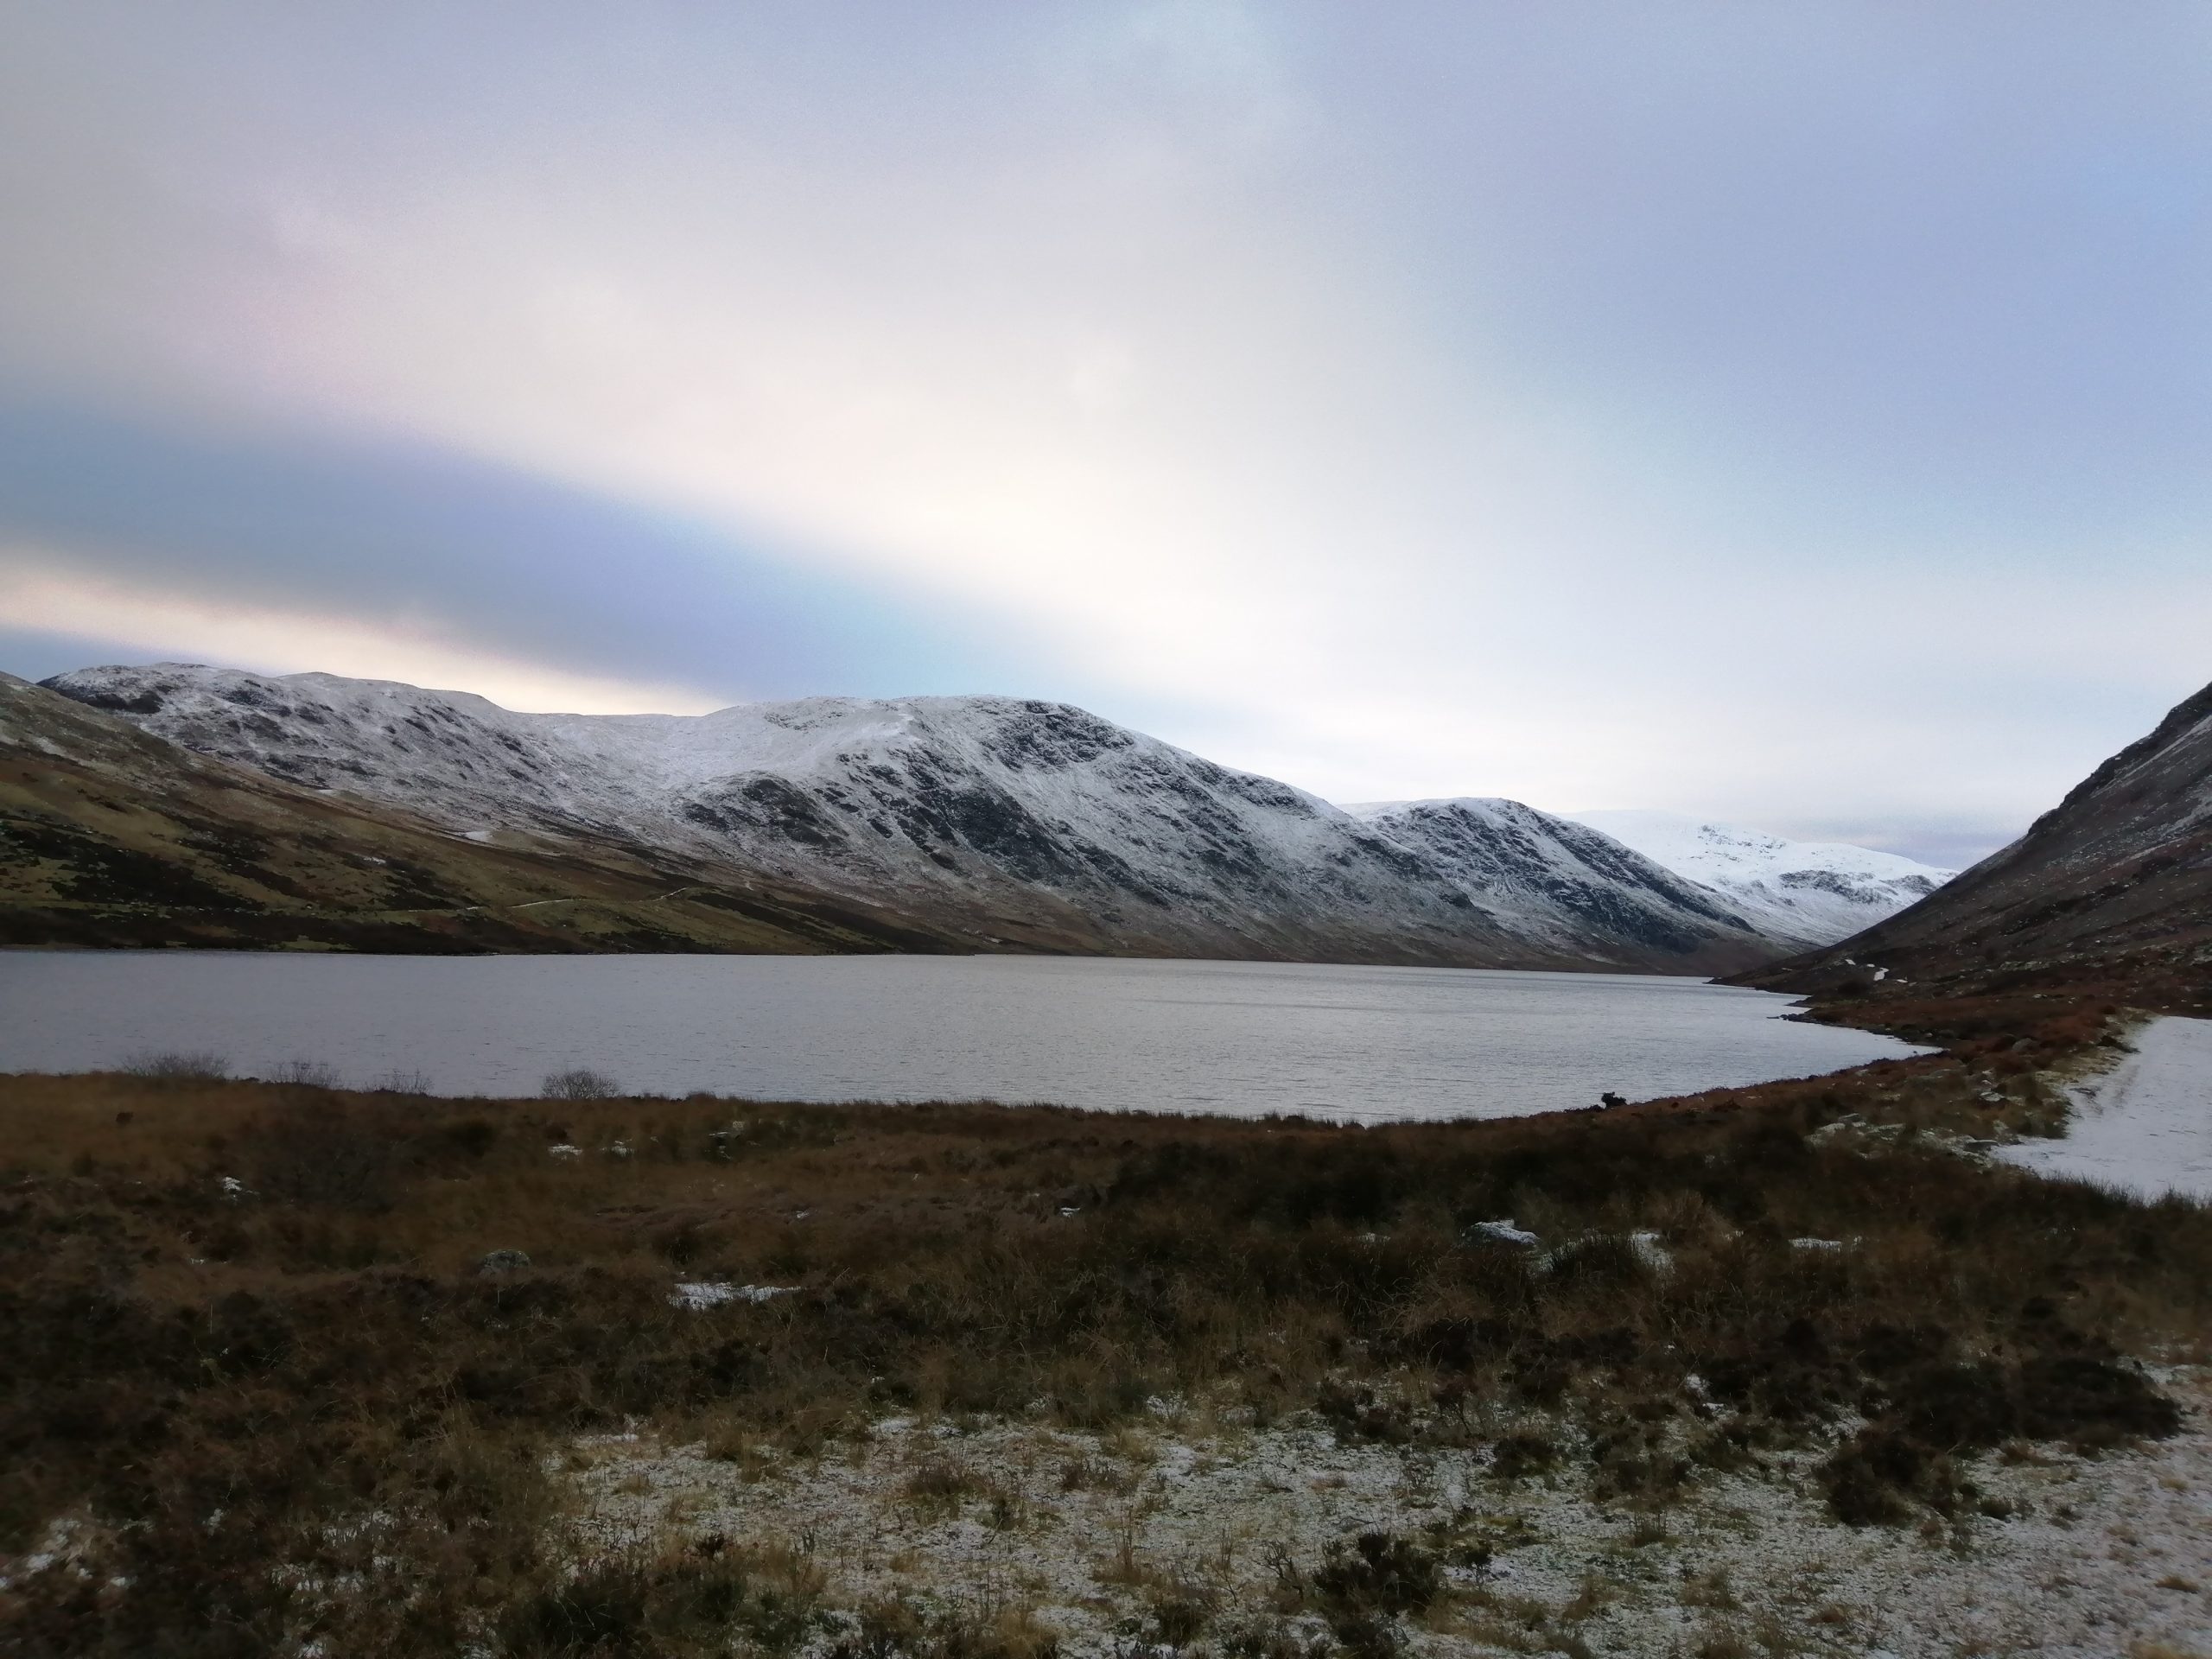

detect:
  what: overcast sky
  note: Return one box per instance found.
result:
[4,3,2209,866]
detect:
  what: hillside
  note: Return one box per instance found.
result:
[1567,809,1952,950]
[1342,798,1758,957]
[0,673,960,955]
[41,664,1785,971]
[1742,677,2212,1004]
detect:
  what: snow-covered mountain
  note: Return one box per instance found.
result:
[1566,810,1953,950]
[1342,799,1759,957]
[0,671,937,956]
[43,664,1785,972]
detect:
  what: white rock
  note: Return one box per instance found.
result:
[1468,1218,1540,1247]
[669,1282,797,1311]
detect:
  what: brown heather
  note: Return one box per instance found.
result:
[2,1014,2207,1654]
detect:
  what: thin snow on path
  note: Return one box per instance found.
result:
[1996,1015,2212,1200]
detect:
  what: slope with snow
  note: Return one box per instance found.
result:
[1566,810,1954,950]
[42,664,1785,972]
[0,671,934,955]
[1343,798,1759,957]
[1742,675,2212,990]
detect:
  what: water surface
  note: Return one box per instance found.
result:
[0,953,1923,1121]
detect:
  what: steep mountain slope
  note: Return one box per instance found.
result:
[1743,677,2212,995]
[1342,798,1761,958]
[42,663,1787,971]
[0,673,962,956]
[1567,810,1953,950]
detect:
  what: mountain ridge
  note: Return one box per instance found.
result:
[0,671,958,955]
[42,662,1789,972]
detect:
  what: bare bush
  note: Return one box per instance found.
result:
[270,1058,340,1089]
[121,1050,229,1079]
[373,1068,434,1095]
[249,1103,401,1211]
[543,1067,620,1100]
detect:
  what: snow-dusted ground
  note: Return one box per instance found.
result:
[1996,1016,2212,1201]
[1566,809,1954,950]
[563,1371,2212,1658]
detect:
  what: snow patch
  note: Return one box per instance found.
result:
[669,1282,798,1310]
[1993,1015,2212,1200]
[1466,1218,1540,1247]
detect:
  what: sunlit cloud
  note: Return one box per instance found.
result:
[1,550,722,715]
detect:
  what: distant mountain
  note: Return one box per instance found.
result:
[1567,810,1953,950]
[0,672,950,955]
[40,663,1788,971]
[1740,678,2212,998]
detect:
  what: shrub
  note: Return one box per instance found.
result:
[501,1555,654,1654]
[829,1594,1058,1659]
[444,1117,501,1159]
[1316,1381,1414,1444]
[543,1068,621,1101]
[1218,1617,1333,1659]
[1145,1575,1218,1646]
[122,1050,229,1079]
[1310,1531,1441,1659]
[249,1103,400,1211]
[1818,1354,2182,1523]
[1491,1431,1560,1481]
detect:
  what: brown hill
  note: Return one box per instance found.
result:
[1742,678,2212,1007]
[0,672,962,955]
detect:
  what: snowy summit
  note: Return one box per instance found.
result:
[1567,810,1954,951]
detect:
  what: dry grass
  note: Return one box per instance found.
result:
[2,1043,2207,1654]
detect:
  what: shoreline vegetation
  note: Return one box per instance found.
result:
[4,983,2209,1656]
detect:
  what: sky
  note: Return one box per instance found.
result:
[3,3,2209,868]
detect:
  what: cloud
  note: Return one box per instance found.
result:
[1,2,2208,864]
[0,394,1046,707]
[0,550,719,715]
